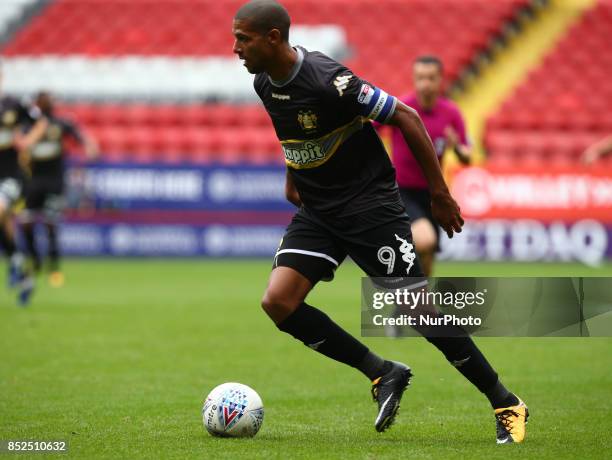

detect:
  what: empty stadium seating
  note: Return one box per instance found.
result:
[2,0,531,164]
[485,1,612,166]
[5,0,529,96]
[57,103,283,165]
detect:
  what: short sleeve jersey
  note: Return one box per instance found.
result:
[254,47,402,218]
[30,115,83,180]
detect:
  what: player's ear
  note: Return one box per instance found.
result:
[267,28,282,45]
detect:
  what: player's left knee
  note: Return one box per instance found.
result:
[261,289,300,324]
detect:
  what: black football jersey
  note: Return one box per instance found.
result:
[254,47,402,218]
[0,96,41,178]
[30,116,82,181]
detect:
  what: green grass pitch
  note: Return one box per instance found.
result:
[1,259,611,459]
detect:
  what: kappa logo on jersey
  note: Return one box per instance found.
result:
[357,84,375,105]
[334,74,353,96]
[218,388,248,430]
[395,234,416,274]
[297,110,318,133]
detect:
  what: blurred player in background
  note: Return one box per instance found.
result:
[582,135,612,164]
[20,91,98,287]
[388,56,471,276]
[0,63,48,305]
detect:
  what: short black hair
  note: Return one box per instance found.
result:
[413,55,444,73]
[235,0,291,42]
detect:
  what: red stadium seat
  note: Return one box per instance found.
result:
[3,0,530,97]
[486,1,612,166]
[3,0,538,166]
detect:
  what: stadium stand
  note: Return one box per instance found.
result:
[2,0,533,164]
[0,0,39,39]
[485,0,612,166]
[4,0,531,95]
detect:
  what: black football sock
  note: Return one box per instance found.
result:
[358,351,393,381]
[277,302,384,379]
[0,226,16,257]
[22,223,41,272]
[485,379,519,409]
[46,224,60,272]
[424,327,509,406]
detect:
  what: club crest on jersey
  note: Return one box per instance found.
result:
[334,74,353,96]
[297,110,318,133]
[2,110,17,126]
[217,388,248,430]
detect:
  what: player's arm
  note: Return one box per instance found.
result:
[445,107,471,165]
[285,169,302,207]
[582,135,612,164]
[445,126,471,165]
[66,121,99,160]
[14,100,47,151]
[15,118,48,152]
[327,68,462,236]
[15,118,48,174]
[387,101,464,237]
[14,101,48,172]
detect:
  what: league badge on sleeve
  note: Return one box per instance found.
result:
[358,84,375,105]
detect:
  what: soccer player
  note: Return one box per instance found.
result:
[233,0,528,443]
[21,91,98,287]
[0,64,48,305]
[387,56,471,276]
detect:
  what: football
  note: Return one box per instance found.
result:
[202,382,264,438]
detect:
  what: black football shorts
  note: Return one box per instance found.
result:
[273,202,424,285]
[24,178,64,221]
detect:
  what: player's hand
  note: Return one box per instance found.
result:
[444,126,459,150]
[431,190,464,238]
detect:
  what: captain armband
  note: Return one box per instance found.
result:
[357,84,397,124]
